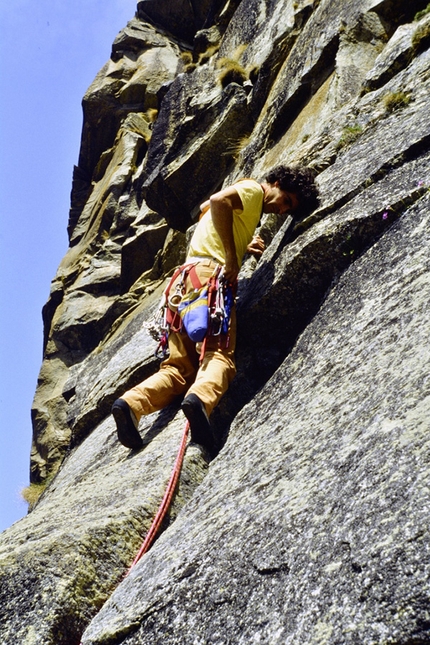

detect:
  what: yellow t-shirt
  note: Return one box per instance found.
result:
[187,179,264,266]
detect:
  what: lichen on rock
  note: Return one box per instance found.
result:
[2,0,430,643]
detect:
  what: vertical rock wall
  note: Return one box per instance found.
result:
[1,0,430,643]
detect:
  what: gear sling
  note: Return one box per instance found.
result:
[156,260,234,358]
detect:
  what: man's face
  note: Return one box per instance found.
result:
[262,181,299,215]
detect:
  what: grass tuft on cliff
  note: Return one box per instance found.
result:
[21,466,60,509]
[336,124,363,150]
[216,58,248,88]
[414,3,430,20]
[383,91,411,113]
[412,19,430,55]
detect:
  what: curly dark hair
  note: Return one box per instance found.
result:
[265,165,320,218]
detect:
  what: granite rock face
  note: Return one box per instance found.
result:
[1,0,430,643]
[82,188,430,645]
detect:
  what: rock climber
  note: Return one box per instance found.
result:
[112,165,319,452]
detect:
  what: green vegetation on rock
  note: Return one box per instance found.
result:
[383,91,411,112]
[414,3,430,20]
[336,124,363,150]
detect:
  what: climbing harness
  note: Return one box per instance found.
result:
[148,262,206,357]
[151,261,234,356]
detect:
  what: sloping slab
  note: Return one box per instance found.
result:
[82,193,430,644]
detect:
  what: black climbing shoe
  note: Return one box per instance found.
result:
[181,394,214,452]
[112,399,143,449]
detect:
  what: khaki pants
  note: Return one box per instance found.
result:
[122,261,236,421]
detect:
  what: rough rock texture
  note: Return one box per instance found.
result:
[82,190,430,645]
[0,413,208,645]
[2,0,430,643]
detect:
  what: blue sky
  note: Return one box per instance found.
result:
[0,0,137,532]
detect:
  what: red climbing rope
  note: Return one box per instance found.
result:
[125,420,190,576]
[78,424,190,644]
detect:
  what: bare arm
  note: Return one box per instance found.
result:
[199,199,210,218]
[209,186,243,283]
